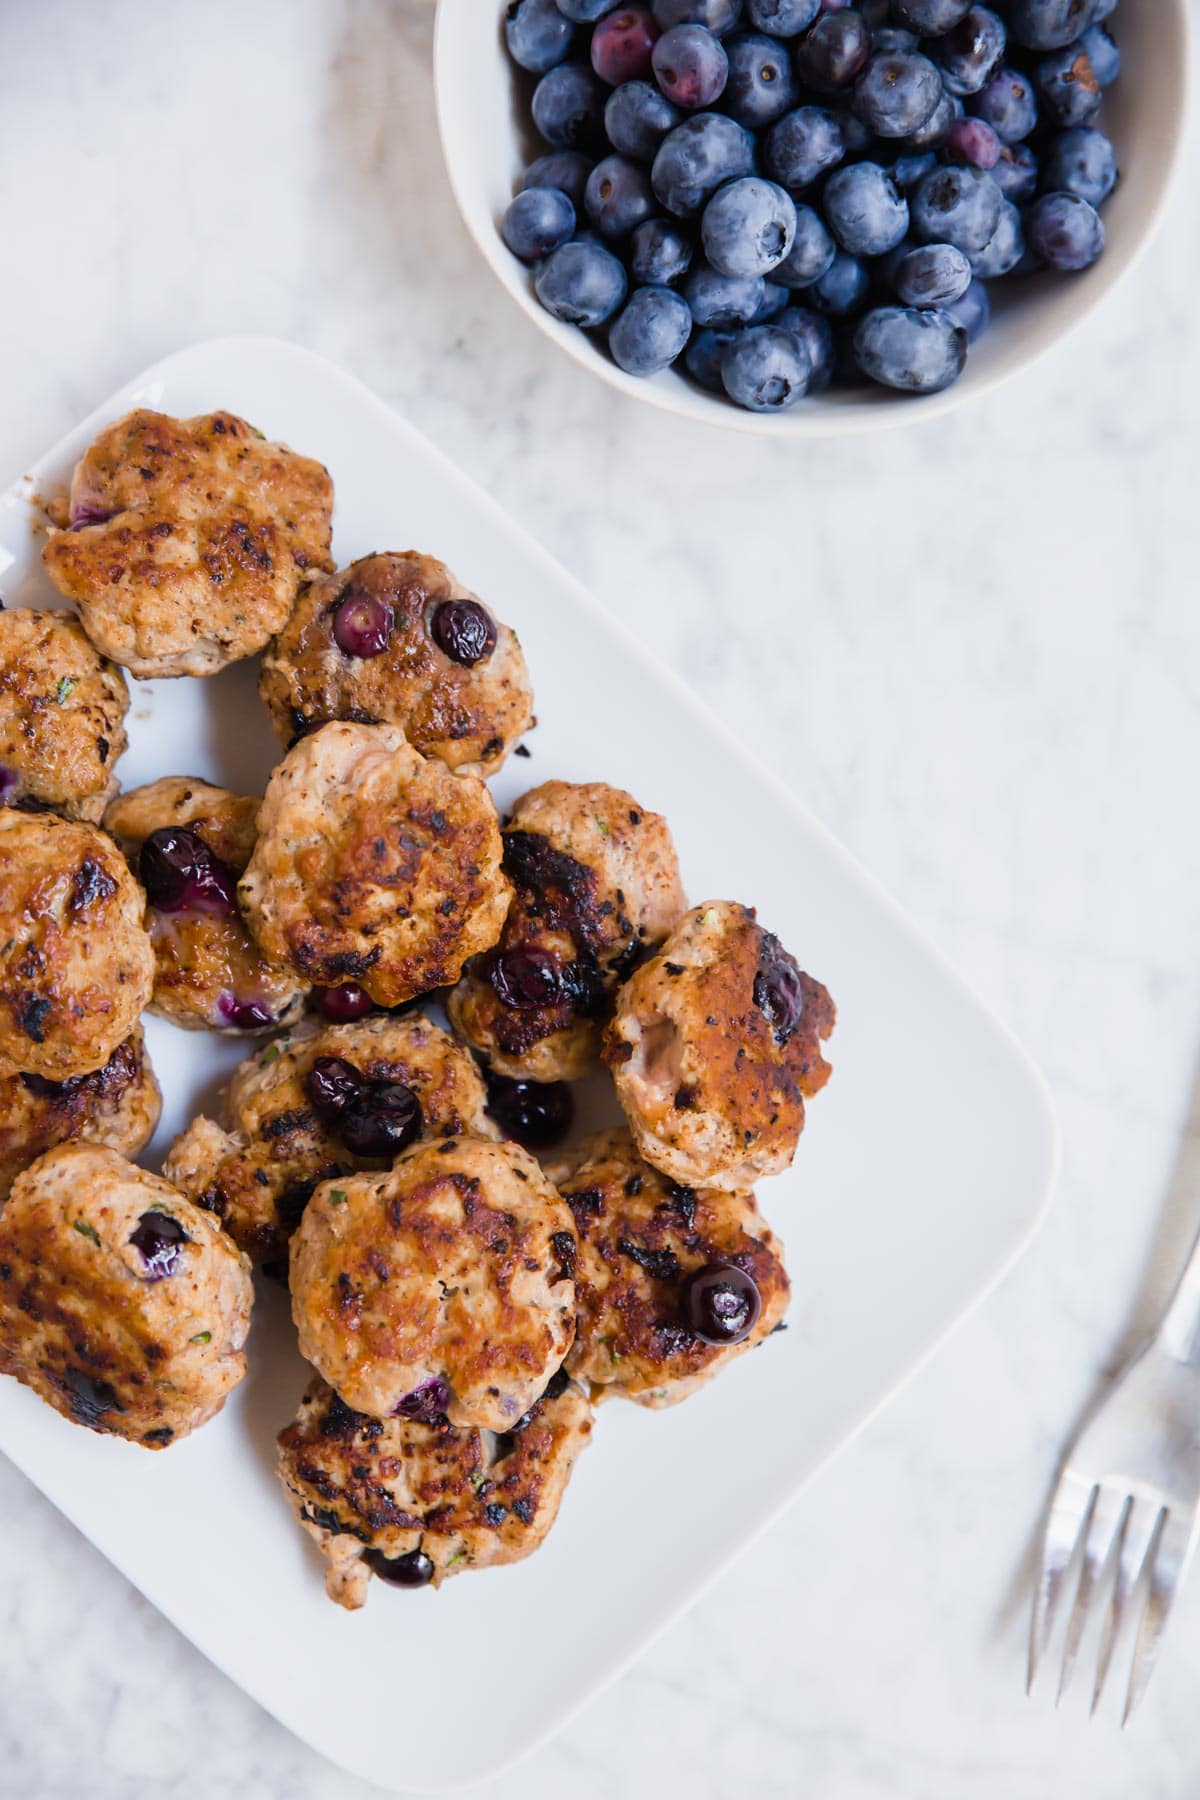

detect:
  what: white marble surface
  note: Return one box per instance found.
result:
[0,2,1198,1795]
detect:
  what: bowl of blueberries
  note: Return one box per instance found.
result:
[435,0,1189,431]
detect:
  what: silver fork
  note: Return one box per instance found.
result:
[1028,1228,1200,1722]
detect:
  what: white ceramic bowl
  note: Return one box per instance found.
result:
[435,0,1190,436]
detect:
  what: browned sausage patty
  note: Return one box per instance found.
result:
[0,1026,160,1201]
[0,609,128,821]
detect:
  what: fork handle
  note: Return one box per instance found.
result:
[1160,1224,1200,1363]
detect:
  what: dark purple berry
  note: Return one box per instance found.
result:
[129,1210,189,1281]
[684,1262,762,1344]
[394,1378,450,1424]
[485,1073,575,1149]
[365,1548,436,1588]
[338,1081,423,1158]
[312,983,375,1022]
[591,7,661,85]
[64,1367,122,1426]
[217,993,276,1031]
[332,590,394,659]
[489,946,567,1010]
[306,1055,364,1120]
[69,502,116,530]
[139,828,238,918]
[752,932,805,1041]
[794,11,871,92]
[430,599,497,667]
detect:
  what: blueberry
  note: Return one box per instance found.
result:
[807,247,870,317]
[1025,190,1104,270]
[762,105,845,192]
[892,241,971,306]
[484,1072,575,1148]
[1006,0,1103,52]
[903,89,960,151]
[129,1211,189,1281]
[535,238,629,322]
[773,203,837,285]
[140,828,238,918]
[684,326,740,390]
[1078,23,1119,86]
[431,599,497,666]
[489,946,567,1008]
[338,1081,424,1158]
[68,503,116,530]
[366,1549,435,1589]
[912,165,1001,253]
[974,66,1037,142]
[63,1368,122,1428]
[1040,126,1116,206]
[943,116,1001,170]
[945,274,990,340]
[991,140,1039,202]
[1034,43,1102,128]
[722,31,798,126]
[629,215,694,282]
[870,27,919,55]
[969,197,1024,276]
[685,1262,762,1344]
[892,150,939,193]
[331,589,393,659]
[651,111,754,215]
[931,6,1005,95]
[505,0,575,73]
[853,305,967,392]
[217,994,276,1031]
[721,324,810,410]
[532,61,607,148]
[592,6,662,83]
[682,262,766,325]
[652,23,729,107]
[823,161,909,256]
[752,934,804,1038]
[605,79,681,157]
[502,187,576,262]
[558,0,620,16]
[744,0,818,33]
[307,1055,363,1120]
[775,305,835,390]
[752,280,790,322]
[312,984,376,1023]
[701,176,796,276]
[393,1379,450,1425]
[854,53,943,138]
[891,0,970,29]
[652,0,743,33]
[794,10,871,91]
[518,149,595,210]
[609,284,693,371]
[585,153,656,234]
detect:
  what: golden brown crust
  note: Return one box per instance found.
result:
[104,777,308,1034]
[605,901,835,1189]
[0,610,128,821]
[0,811,154,1080]
[555,1128,789,1407]
[277,1372,592,1606]
[448,780,686,1082]
[0,1143,252,1448]
[238,722,510,1007]
[289,1137,577,1429]
[42,409,334,679]
[162,1012,499,1263]
[0,1027,160,1201]
[259,552,533,777]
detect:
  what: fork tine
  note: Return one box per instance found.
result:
[1091,1496,1165,1717]
[1123,1510,1195,1726]
[1057,1486,1129,1705]
[1028,1470,1096,1695]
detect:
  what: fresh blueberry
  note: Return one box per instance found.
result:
[891,0,970,29]
[806,246,870,317]
[652,23,729,107]
[853,53,944,138]
[682,262,766,324]
[775,305,835,390]
[140,828,239,918]
[853,305,967,392]
[489,946,568,1008]
[912,164,1002,253]
[1034,42,1102,128]
[793,10,871,91]
[1006,0,1103,52]
[518,149,595,210]
[752,280,790,322]
[991,139,1039,202]
[652,0,743,31]
[629,215,694,281]
[684,1263,763,1343]
[684,325,741,390]
[903,89,960,151]
[312,984,376,1023]
[591,6,661,83]
[431,599,497,666]
[609,284,693,371]
[944,274,990,340]
[1040,126,1117,206]
[823,161,909,256]
[1078,23,1119,86]
[969,197,1024,276]
[484,1072,575,1148]
[505,0,576,73]
[585,153,656,234]
[338,1081,423,1158]
[762,105,845,192]
[943,116,1001,170]
[502,187,577,260]
[307,1055,363,1121]
[973,66,1037,142]
[721,324,811,410]
[892,241,972,306]
[366,1549,435,1589]
[931,6,1006,95]
[1025,190,1104,270]
[535,238,629,322]
[532,61,607,147]
[604,79,681,157]
[892,149,939,193]
[701,176,796,276]
[870,27,920,54]
[129,1211,189,1281]
[744,0,818,33]
[651,111,754,215]
[773,203,837,284]
[394,1379,450,1425]
[722,31,798,126]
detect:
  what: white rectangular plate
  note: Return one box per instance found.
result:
[0,337,1057,1792]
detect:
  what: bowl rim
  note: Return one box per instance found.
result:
[434,0,1192,439]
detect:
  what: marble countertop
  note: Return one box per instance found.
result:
[1,2,1198,1795]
